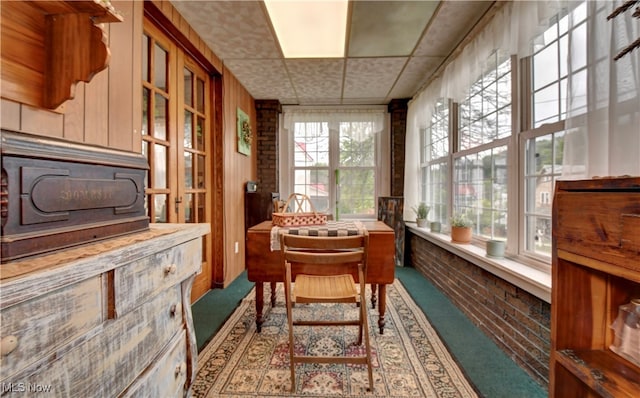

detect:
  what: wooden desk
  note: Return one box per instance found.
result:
[246,220,395,333]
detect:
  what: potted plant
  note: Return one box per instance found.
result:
[450,212,473,243]
[412,203,430,228]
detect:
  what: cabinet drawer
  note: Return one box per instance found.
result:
[114,238,201,315]
[554,191,640,274]
[121,330,188,398]
[1,284,184,397]
[0,277,102,381]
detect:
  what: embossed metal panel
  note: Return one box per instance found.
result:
[1,130,149,262]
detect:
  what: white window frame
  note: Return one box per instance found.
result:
[279,106,390,220]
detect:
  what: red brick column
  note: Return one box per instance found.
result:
[255,100,282,194]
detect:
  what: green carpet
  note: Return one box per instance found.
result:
[192,268,547,397]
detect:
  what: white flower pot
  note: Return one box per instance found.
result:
[486,239,506,259]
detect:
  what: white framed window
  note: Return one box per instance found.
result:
[454,50,511,241]
[420,99,449,224]
[281,108,389,220]
[521,3,587,262]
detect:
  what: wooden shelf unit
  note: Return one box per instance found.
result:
[0,0,122,109]
[550,177,640,398]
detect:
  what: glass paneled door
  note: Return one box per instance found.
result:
[142,20,212,301]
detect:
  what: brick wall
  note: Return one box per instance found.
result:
[407,230,551,387]
[387,99,409,197]
[255,100,281,194]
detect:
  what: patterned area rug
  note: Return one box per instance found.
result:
[193,280,478,397]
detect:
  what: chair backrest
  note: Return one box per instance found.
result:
[280,232,369,274]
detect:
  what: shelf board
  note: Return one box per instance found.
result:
[557,249,640,284]
[555,349,640,398]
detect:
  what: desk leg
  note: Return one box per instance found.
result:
[370,284,378,309]
[378,284,387,334]
[255,282,264,333]
[270,282,277,307]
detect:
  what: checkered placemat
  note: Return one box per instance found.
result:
[270,221,366,250]
[287,221,364,236]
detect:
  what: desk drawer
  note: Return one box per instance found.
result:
[121,330,188,398]
[1,284,183,397]
[0,277,102,381]
[114,238,201,315]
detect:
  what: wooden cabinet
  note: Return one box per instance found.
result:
[0,224,209,397]
[550,177,640,397]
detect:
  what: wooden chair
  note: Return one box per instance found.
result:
[280,231,373,393]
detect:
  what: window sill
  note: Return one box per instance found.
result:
[407,225,551,303]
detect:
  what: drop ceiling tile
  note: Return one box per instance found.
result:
[224,59,296,100]
[348,1,438,57]
[172,1,281,59]
[343,57,407,99]
[286,59,345,100]
[414,1,492,57]
[389,56,444,98]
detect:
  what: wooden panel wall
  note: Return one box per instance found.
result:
[0,1,143,153]
[222,66,257,286]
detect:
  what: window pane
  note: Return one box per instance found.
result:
[339,122,375,167]
[294,122,329,166]
[533,43,558,91]
[153,144,167,189]
[293,169,329,212]
[497,106,511,138]
[453,145,508,238]
[142,88,149,136]
[197,155,205,189]
[154,43,167,91]
[459,51,511,151]
[184,110,193,148]
[427,161,448,224]
[570,69,587,115]
[196,117,205,151]
[534,83,560,127]
[184,151,193,189]
[154,194,167,223]
[154,94,167,140]
[338,168,375,216]
[184,193,193,223]
[197,193,205,222]
[184,68,193,107]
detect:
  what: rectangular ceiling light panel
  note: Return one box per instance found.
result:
[264,0,348,58]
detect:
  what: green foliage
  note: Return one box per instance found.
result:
[450,212,473,228]
[412,203,430,219]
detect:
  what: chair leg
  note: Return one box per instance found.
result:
[287,302,296,392]
[359,268,373,392]
[284,268,296,392]
[361,300,374,392]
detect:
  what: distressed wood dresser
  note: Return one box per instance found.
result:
[0,223,209,397]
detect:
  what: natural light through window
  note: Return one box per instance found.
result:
[264,0,348,58]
